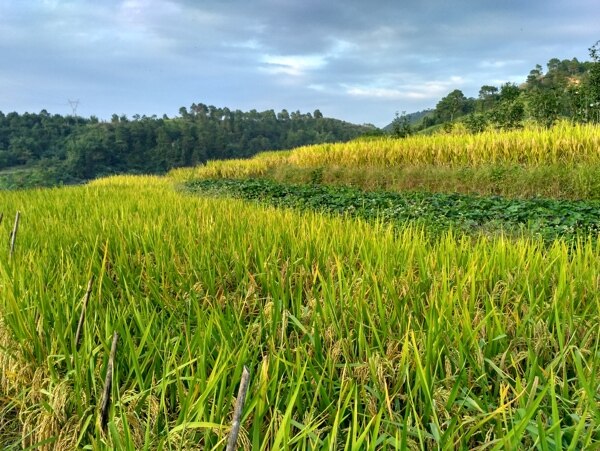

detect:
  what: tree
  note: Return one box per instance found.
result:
[178,106,189,119]
[478,85,499,112]
[8,136,36,165]
[391,111,412,138]
[464,113,488,133]
[490,98,525,129]
[499,83,521,102]
[436,89,468,122]
[526,88,560,127]
[587,40,600,122]
[65,126,111,179]
[547,58,561,73]
[526,64,544,87]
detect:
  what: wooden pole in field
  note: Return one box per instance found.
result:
[0,212,3,225]
[74,276,94,350]
[100,331,119,431]
[9,211,20,259]
[226,366,251,451]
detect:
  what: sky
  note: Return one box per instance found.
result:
[0,0,598,127]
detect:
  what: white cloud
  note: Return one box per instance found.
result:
[480,59,525,69]
[226,39,263,50]
[344,76,468,101]
[345,86,405,99]
[260,54,327,76]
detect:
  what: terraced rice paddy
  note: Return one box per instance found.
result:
[1,122,600,449]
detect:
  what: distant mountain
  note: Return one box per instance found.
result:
[383,109,434,131]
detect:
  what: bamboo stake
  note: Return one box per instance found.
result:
[74,276,94,350]
[100,331,118,431]
[226,366,251,451]
[9,211,20,259]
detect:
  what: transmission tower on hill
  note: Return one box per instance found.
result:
[67,99,80,116]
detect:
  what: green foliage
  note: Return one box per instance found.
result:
[478,85,499,111]
[463,112,488,133]
[587,40,600,121]
[489,96,525,130]
[525,88,561,127]
[391,111,413,138]
[499,82,521,102]
[186,178,600,241]
[435,89,474,122]
[402,46,599,133]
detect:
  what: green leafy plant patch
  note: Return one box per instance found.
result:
[186,178,600,241]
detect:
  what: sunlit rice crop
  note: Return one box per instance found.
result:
[290,121,600,167]
[169,150,292,182]
[169,122,600,184]
[0,178,599,448]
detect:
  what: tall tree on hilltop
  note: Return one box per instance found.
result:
[587,40,600,122]
[436,90,469,122]
[478,85,499,112]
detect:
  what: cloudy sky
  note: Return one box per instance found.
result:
[0,0,598,126]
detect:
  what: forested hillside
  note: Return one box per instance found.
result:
[0,105,374,188]
[389,43,600,134]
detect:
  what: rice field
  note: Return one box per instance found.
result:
[171,122,600,178]
[169,122,600,199]
[286,122,600,168]
[1,123,600,449]
[0,173,599,449]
